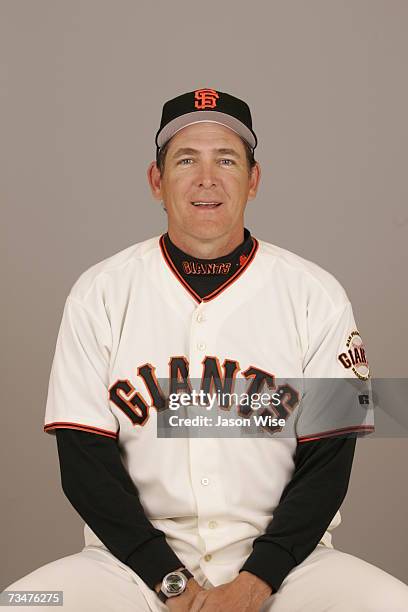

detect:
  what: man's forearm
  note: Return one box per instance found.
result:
[240,436,357,593]
[56,428,184,589]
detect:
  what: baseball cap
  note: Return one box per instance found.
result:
[155,88,258,160]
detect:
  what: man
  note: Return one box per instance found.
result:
[3,88,408,611]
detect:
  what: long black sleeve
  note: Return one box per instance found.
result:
[55,428,183,590]
[239,435,357,593]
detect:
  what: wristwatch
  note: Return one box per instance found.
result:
[157,568,193,603]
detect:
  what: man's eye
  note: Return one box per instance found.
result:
[179,158,193,165]
[220,159,234,166]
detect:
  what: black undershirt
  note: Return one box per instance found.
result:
[55,229,357,594]
[162,227,254,299]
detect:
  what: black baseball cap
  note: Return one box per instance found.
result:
[155,88,258,161]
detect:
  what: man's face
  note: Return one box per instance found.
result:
[148,122,260,248]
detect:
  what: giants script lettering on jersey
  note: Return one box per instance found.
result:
[182,261,232,275]
[108,356,300,432]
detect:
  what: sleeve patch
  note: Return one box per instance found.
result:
[337,330,370,380]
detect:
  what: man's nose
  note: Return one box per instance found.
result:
[196,163,217,189]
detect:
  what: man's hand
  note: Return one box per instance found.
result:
[189,571,273,612]
[165,578,205,611]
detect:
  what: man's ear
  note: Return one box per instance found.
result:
[248,162,261,201]
[147,161,163,201]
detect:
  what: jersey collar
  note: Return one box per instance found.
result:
[159,229,259,303]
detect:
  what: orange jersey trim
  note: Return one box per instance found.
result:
[44,422,118,440]
[297,425,375,443]
[159,235,259,303]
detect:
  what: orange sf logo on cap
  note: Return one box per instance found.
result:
[194,88,219,109]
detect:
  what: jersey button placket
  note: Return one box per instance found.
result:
[195,305,207,352]
[192,441,227,561]
[188,303,209,377]
[187,302,225,567]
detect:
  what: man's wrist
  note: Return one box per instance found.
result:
[154,565,194,595]
[236,570,273,597]
[154,566,186,593]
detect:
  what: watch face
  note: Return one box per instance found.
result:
[164,572,186,595]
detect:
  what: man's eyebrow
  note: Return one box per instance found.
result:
[172,147,241,158]
[216,148,241,158]
[172,147,199,158]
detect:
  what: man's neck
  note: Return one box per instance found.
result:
[167,228,245,260]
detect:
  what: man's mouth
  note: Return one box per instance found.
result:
[191,201,222,208]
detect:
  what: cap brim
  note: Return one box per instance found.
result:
[156,111,257,149]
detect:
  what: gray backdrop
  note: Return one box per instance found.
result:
[1,0,407,590]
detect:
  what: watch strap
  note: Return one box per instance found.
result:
[157,590,168,603]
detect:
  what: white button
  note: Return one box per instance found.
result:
[204,554,212,562]
[197,342,206,350]
[208,521,217,529]
[201,477,209,486]
[196,313,205,323]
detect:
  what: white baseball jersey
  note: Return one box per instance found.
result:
[44,235,374,586]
